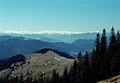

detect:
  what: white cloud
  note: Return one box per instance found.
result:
[2,30,99,34]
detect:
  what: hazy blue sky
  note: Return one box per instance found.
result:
[0,0,120,32]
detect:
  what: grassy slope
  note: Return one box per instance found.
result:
[0,51,74,79]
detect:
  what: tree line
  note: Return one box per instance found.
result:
[0,27,120,83]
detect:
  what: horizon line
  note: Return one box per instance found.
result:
[1,30,100,35]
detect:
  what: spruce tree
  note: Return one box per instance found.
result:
[19,74,24,83]
[94,33,101,81]
[90,49,97,83]
[116,30,120,41]
[109,27,116,60]
[111,30,120,76]
[82,51,90,83]
[108,27,117,77]
[52,70,59,83]
[69,60,77,83]
[99,29,107,80]
[77,51,83,83]
[62,67,69,83]
[95,33,100,56]
[100,29,107,56]
[78,51,82,61]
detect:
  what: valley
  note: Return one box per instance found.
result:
[0,34,94,59]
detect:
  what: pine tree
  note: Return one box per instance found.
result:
[109,27,116,60]
[83,51,89,67]
[100,29,107,56]
[78,51,82,61]
[99,29,108,80]
[44,76,51,83]
[38,74,44,83]
[69,60,77,83]
[116,30,120,42]
[116,38,120,74]
[52,70,59,83]
[90,49,97,83]
[24,76,33,83]
[19,74,24,83]
[62,67,69,83]
[77,51,83,83]
[111,53,120,76]
[111,30,120,76]
[82,51,90,83]
[95,33,100,56]
[110,27,116,44]
[108,27,117,77]
[94,33,101,81]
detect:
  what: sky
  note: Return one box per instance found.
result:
[0,0,120,32]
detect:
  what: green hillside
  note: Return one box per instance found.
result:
[0,50,74,79]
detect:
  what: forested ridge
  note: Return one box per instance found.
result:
[0,27,120,83]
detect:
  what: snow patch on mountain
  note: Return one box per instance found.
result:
[2,30,99,35]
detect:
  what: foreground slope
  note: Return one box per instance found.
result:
[0,49,74,79]
[98,75,120,83]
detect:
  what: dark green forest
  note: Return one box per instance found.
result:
[0,27,120,83]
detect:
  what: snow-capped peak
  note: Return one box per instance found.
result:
[2,30,99,35]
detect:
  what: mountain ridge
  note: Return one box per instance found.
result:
[0,49,74,79]
[34,48,74,59]
[0,35,94,59]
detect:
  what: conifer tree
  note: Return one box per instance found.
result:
[111,30,120,76]
[82,51,90,83]
[69,60,77,83]
[110,27,116,44]
[52,70,60,83]
[44,76,51,83]
[24,76,33,83]
[107,27,117,77]
[62,67,69,83]
[109,27,116,60]
[78,51,82,61]
[95,33,100,56]
[100,29,107,56]
[99,29,107,79]
[90,49,98,83]
[19,74,24,83]
[116,30,120,41]
[77,51,83,83]
[94,33,101,81]
[83,51,89,67]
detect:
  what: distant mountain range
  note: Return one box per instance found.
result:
[2,30,99,35]
[0,49,74,79]
[0,35,94,59]
[0,32,98,43]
